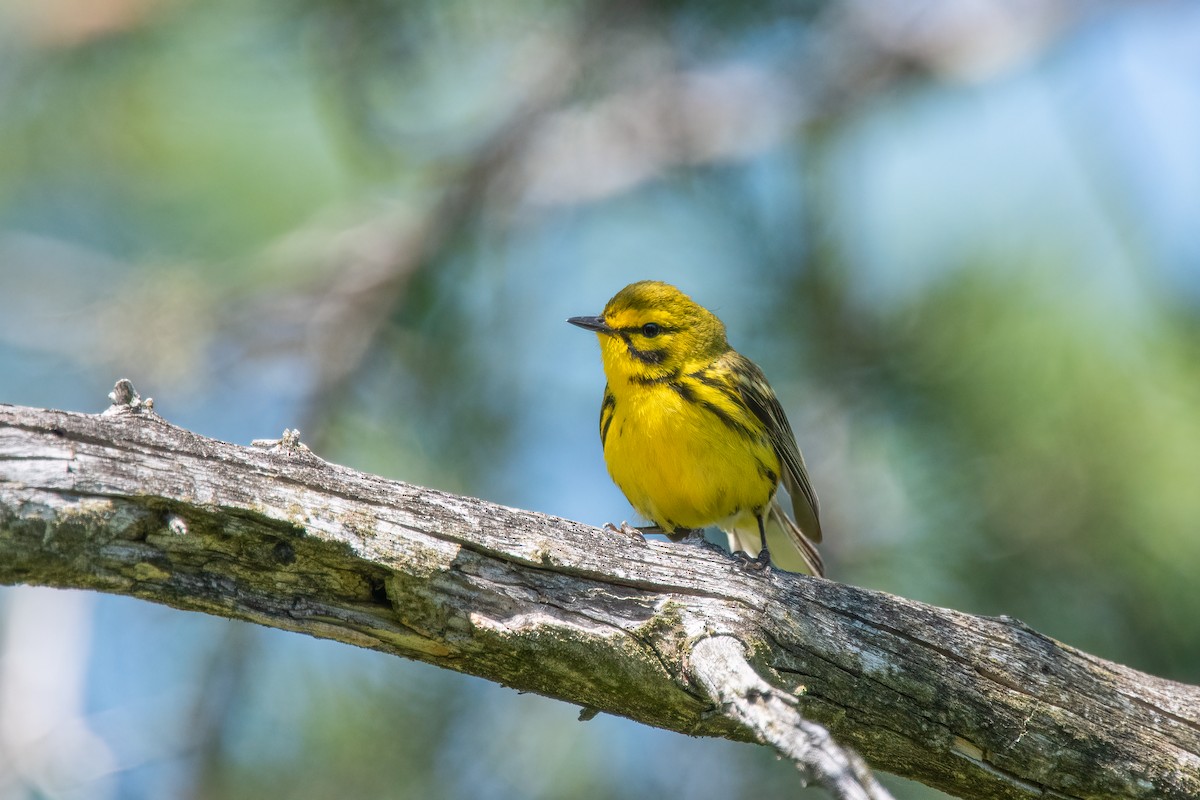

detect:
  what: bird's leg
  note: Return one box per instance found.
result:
[733,516,772,572]
[602,521,653,544]
[756,515,772,568]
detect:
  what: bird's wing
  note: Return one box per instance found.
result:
[725,352,823,543]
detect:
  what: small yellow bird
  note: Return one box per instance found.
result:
[569,280,824,576]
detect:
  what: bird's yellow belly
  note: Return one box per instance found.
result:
[603,385,777,531]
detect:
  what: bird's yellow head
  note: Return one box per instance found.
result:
[568,281,729,383]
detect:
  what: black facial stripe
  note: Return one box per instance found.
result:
[619,333,668,364]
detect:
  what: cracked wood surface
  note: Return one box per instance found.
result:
[1,401,1198,800]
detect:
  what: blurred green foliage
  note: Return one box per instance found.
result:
[1,0,1199,798]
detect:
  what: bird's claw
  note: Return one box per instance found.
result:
[733,548,772,574]
[603,521,648,544]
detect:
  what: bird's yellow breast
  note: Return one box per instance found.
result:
[602,379,779,532]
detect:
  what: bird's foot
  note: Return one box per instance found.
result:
[664,526,702,543]
[603,521,650,544]
[733,548,772,574]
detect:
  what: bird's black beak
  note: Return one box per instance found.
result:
[567,315,614,334]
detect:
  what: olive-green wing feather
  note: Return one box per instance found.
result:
[725,353,824,543]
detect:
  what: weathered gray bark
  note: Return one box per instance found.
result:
[1,390,1198,800]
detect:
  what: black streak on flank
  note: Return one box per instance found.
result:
[756,459,778,486]
[600,392,616,447]
[701,400,756,440]
[667,379,696,403]
[690,368,752,418]
[687,368,725,389]
[668,378,758,441]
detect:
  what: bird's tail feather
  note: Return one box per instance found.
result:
[725,500,824,576]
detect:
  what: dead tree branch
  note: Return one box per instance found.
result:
[0,388,1197,800]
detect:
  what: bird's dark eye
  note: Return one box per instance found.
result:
[641,323,661,338]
